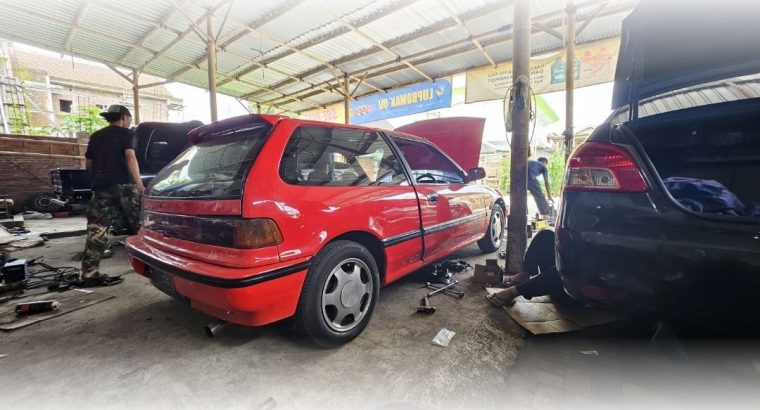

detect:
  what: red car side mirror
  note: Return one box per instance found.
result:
[468,167,486,181]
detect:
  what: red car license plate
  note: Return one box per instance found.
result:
[151,268,176,296]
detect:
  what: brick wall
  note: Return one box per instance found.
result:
[0,133,85,210]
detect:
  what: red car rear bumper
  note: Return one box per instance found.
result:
[125,236,308,326]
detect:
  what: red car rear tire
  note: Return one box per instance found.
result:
[295,240,380,348]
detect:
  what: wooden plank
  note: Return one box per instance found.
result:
[0,295,115,331]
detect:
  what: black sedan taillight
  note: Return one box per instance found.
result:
[564,142,648,192]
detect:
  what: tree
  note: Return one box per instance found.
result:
[497,156,511,194]
[36,105,107,137]
[546,151,566,196]
[498,150,566,197]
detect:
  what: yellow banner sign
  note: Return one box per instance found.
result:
[465,37,620,104]
[299,103,346,124]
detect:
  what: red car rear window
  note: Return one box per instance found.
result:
[147,124,272,199]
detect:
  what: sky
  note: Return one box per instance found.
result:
[164,82,250,123]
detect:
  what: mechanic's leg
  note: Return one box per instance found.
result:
[81,188,116,277]
[82,224,111,277]
[516,267,563,299]
[116,184,142,234]
[82,187,120,278]
[504,229,556,285]
[494,266,564,305]
[532,229,556,274]
[529,186,551,216]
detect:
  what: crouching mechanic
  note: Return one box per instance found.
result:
[80,105,144,286]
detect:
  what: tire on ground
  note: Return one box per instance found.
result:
[295,240,380,348]
[27,192,61,213]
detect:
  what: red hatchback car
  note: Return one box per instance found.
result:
[126,115,505,346]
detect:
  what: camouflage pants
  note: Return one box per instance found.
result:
[81,184,141,275]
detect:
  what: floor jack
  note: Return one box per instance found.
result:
[417,281,464,314]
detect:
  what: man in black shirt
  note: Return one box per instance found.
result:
[80,105,144,285]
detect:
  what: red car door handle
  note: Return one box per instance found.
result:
[427,193,439,203]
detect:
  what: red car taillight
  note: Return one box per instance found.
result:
[143,211,283,249]
[564,142,647,192]
[229,219,284,249]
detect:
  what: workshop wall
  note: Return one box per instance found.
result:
[0,133,84,210]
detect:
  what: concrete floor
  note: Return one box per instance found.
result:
[506,320,760,409]
[1,235,525,410]
[2,229,760,410]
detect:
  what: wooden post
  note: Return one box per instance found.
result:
[564,3,577,161]
[506,0,531,275]
[132,69,140,124]
[343,74,350,124]
[207,13,218,122]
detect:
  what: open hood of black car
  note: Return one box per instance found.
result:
[612,0,760,110]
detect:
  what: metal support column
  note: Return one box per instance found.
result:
[207,13,219,122]
[343,74,350,124]
[564,3,577,161]
[506,0,531,275]
[132,69,140,124]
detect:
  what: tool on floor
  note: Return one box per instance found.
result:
[426,280,459,297]
[15,300,60,315]
[417,296,436,314]
[430,259,472,284]
[416,281,460,314]
[257,397,277,410]
[1,258,27,285]
[423,282,464,298]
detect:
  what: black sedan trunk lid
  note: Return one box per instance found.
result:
[612,0,760,112]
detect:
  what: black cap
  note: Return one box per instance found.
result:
[99,105,132,120]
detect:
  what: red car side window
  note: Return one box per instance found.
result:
[391,136,464,184]
[279,126,409,186]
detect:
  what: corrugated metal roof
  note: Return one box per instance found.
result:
[463,8,513,37]
[0,0,636,114]
[361,0,451,44]
[259,1,352,44]
[120,49,155,69]
[638,74,760,118]
[393,27,468,57]
[81,6,148,45]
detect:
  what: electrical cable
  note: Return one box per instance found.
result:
[0,256,80,303]
[503,81,538,148]
[24,256,80,291]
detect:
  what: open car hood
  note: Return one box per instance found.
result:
[612,0,760,110]
[395,117,485,171]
